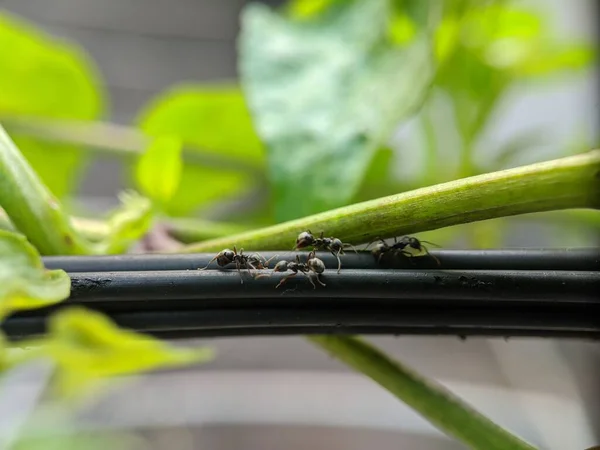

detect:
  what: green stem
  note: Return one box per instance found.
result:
[309,336,537,450]
[182,150,600,252]
[166,218,252,243]
[0,124,92,255]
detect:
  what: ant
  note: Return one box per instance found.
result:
[294,230,356,273]
[199,246,274,284]
[271,250,326,289]
[369,235,440,266]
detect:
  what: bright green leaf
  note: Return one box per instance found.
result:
[0,12,105,197]
[164,165,251,217]
[18,307,213,399]
[286,0,337,19]
[96,191,154,254]
[137,84,263,215]
[135,135,183,205]
[515,42,595,77]
[388,13,417,46]
[240,0,434,220]
[138,84,264,167]
[0,230,70,320]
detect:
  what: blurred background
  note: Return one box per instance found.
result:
[0,0,599,449]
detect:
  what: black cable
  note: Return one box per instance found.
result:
[56,269,599,305]
[42,248,600,273]
[4,305,599,340]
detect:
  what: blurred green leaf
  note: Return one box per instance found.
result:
[515,42,595,77]
[138,84,264,167]
[96,191,153,254]
[286,0,338,19]
[352,147,400,202]
[0,12,105,197]
[240,0,434,220]
[137,84,262,215]
[17,307,213,399]
[0,230,70,320]
[135,136,183,205]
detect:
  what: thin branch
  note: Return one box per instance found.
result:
[181,150,600,252]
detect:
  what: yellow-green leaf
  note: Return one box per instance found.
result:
[0,230,70,320]
[19,307,213,399]
[0,12,105,197]
[135,136,183,205]
[96,191,154,254]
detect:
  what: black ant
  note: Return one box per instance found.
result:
[199,246,274,284]
[294,230,356,273]
[369,236,440,266]
[271,250,326,289]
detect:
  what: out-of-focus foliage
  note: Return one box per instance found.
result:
[96,191,153,254]
[11,307,214,399]
[137,85,263,216]
[135,136,183,207]
[239,0,435,220]
[0,230,70,320]
[0,12,105,197]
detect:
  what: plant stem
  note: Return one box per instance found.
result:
[309,336,537,450]
[182,150,600,252]
[0,125,91,255]
[165,218,252,243]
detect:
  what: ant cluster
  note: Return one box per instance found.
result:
[200,231,440,288]
[199,230,354,289]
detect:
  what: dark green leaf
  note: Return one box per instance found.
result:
[240,0,434,220]
[0,12,105,197]
[135,135,183,205]
[0,229,70,319]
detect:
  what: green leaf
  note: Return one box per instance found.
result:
[16,307,214,399]
[138,84,264,167]
[137,84,263,215]
[0,229,70,320]
[286,0,338,19]
[135,135,183,205]
[515,42,595,78]
[96,191,154,254]
[310,336,536,449]
[0,12,105,197]
[239,0,434,221]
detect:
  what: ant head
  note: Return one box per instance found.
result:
[273,260,288,272]
[216,249,235,266]
[295,231,315,248]
[408,237,421,249]
[307,257,325,274]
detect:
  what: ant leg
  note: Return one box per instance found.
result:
[236,262,244,284]
[399,250,416,266]
[343,243,358,254]
[422,245,441,266]
[332,249,342,273]
[314,273,326,287]
[199,256,218,270]
[421,240,441,248]
[302,271,317,289]
[276,272,297,289]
